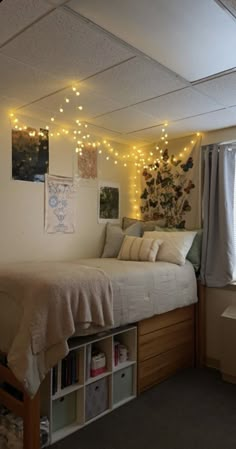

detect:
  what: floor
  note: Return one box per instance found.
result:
[51,367,236,449]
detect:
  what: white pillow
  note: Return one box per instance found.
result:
[143,231,197,265]
[118,236,162,262]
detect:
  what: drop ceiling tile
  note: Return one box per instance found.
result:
[126,125,166,143]
[68,0,236,81]
[1,9,134,81]
[0,0,55,46]
[128,108,236,142]
[163,108,236,139]
[24,84,123,121]
[134,87,222,122]
[194,73,236,107]
[91,107,160,133]
[82,57,188,110]
[0,54,66,107]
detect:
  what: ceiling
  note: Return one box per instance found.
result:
[1,0,236,147]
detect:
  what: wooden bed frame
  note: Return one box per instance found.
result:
[0,281,205,449]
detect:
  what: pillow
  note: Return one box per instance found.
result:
[143,231,197,265]
[122,217,166,234]
[101,222,142,258]
[155,226,203,271]
[118,236,162,262]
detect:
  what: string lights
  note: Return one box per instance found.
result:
[8,86,201,219]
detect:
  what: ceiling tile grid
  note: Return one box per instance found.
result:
[1,9,134,82]
[90,107,162,134]
[67,0,236,81]
[194,72,236,107]
[19,84,126,120]
[0,0,55,46]
[133,87,223,123]
[81,56,189,111]
[0,54,66,107]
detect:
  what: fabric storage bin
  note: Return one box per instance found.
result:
[85,377,109,421]
[52,392,77,432]
[113,366,133,405]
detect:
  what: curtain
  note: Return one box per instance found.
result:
[200,144,236,287]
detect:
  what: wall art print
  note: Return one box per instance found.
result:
[12,127,49,182]
[140,139,201,229]
[98,182,120,223]
[77,146,97,179]
[45,174,77,233]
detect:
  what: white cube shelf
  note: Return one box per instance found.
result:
[41,325,137,445]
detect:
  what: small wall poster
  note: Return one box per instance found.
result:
[98,182,120,223]
[77,146,97,179]
[12,127,49,182]
[45,174,77,233]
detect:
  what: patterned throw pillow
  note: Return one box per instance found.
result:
[118,236,162,262]
[101,222,142,258]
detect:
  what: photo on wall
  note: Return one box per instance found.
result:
[98,182,120,223]
[12,127,49,182]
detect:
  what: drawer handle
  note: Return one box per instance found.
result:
[95,386,100,391]
[121,373,125,378]
[59,397,65,402]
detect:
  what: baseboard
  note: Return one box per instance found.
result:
[205,357,220,370]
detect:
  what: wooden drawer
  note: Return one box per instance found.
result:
[138,343,193,393]
[138,319,194,362]
[138,305,194,336]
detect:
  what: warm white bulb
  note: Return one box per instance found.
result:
[65,98,70,103]
[51,117,55,122]
[106,156,109,160]
[78,106,83,110]
[76,92,80,96]
[114,160,118,164]
[59,108,63,113]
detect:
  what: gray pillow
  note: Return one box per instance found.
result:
[102,222,142,258]
[122,216,166,234]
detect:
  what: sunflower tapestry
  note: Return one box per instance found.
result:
[140,138,202,229]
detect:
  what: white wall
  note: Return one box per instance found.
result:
[0,114,135,263]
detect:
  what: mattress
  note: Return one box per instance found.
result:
[0,258,197,354]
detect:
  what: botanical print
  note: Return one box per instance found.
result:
[98,182,120,223]
[45,174,76,233]
[77,147,97,179]
[140,145,199,229]
[12,128,49,182]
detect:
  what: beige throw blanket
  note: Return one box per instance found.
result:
[0,262,113,396]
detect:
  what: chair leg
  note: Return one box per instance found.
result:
[23,390,40,449]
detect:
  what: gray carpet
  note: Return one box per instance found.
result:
[51,368,236,449]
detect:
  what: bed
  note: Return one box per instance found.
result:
[0,256,204,449]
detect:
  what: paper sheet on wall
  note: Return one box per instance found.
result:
[45,174,77,233]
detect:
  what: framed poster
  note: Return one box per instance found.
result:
[98,182,120,223]
[12,127,49,182]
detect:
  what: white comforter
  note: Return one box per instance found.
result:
[0,258,197,396]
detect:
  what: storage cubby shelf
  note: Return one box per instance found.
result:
[46,325,137,445]
[52,382,84,401]
[86,370,112,385]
